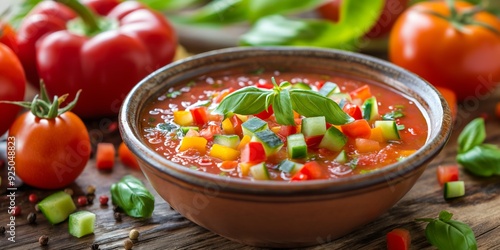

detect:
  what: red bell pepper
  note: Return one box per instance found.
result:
[241,141,266,164]
[16,0,177,117]
[291,161,327,181]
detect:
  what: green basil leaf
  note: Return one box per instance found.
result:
[458,118,486,154]
[213,86,271,118]
[240,0,384,49]
[417,210,477,250]
[273,88,295,125]
[110,175,155,218]
[137,0,203,11]
[290,89,353,125]
[457,144,500,177]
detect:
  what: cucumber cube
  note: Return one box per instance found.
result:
[69,211,96,238]
[278,160,303,174]
[374,120,401,140]
[242,117,268,137]
[38,191,76,225]
[250,162,270,180]
[180,126,199,134]
[362,96,379,121]
[335,150,348,164]
[319,126,347,152]
[444,181,465,199]
[301,116,326,138]
[318,82,340,97]
[287,133,307,159]
[213,134,240,149]
[251,129,284,156]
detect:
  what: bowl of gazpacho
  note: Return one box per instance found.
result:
[119,47,452,248]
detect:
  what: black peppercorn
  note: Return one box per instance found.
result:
[114,212,122,222]
[39,235,49,246]
[27,212,37,224]
[90,242,100,250]
[0,226,5,234]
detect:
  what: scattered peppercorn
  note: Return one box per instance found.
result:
[86,194,96,205]
[0,226,5,234]
[64,188,74,196]
[28,193,38,203]
[27,212,37,224]
[129,229,140,241]
[99,195,109,206]
[113,206,122,213]
[12,206,21,216]
[77,196,88,206]
[39,235,49,246]
[114,212,122,222]
[91,242,100,250]
[124,239,133,250]
[86,185,96,195]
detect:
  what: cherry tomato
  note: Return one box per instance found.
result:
[317,0,409,38]
[8,91,91,189]
[389,1,500,101]
[0,43,26,136]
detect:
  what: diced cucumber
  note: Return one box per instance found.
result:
[287,133,307,159]
[362,96,379,121]
[329,93,352,103]
[292,82,312,90]
[374,120,401,140]
[249,162,270,180]
[444,181,465,199]
[318,82,340,97]
[251,129,284,156]
[38,191,76,225]
[335,150,348,164]
[242,117,268,137]
[319,126,347,152]
[213,134,240,149]
[180,126,199,134]
[69,211,96,238]
[301,116,326,138]
[278,160,304,174]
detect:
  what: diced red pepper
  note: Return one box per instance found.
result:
[341,119,371,139]
[199,125,222,141]
[241,142,267,164]
[230,115,244,137]
[291,161,326,181]
[255,105,274,119]
[436,165,459,186]
[349,85,372,102]
[386,228,411,250]
[277,125,297,142]
[256,81,274,89]
[96,143,116,170]
[190,106,209,126]
[343,103,363,120]
[118,142,140,170]
[305,135,324,148]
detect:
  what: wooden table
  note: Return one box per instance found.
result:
[1,83,500,250]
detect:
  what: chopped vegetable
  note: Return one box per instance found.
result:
[444,181,465,199]
[68,211,96,238]
[189,106,209,125]
[287,133,308,159]
[241,117,269,137]
[291,161,326,181]
[209,144,240,161]
[179,136,208,154]
[436,165,459,186]
[96,143,116,170]
[341,119,371,139]
[173,110,194,126]
[38,191,77,225]
[301,116,327,138]
[241,141,267,164]
[374,120,401,141]
[110,175,155,218]
[355,138,381,153]
[319,126,347,152]
[118,142,140,170]
[387,228,411,250]
[277,160,303,174]
[362,96,379,121]
[249,162,270,180]
[251,129,284,156]
[213,135,240,149]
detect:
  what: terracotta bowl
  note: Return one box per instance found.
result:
[119,47,452,248]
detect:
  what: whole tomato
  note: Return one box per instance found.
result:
[0,22,18,53]
[318,0,410,38]
[8,87,91,189]
[0,42,26,136]
[389,1,500,100]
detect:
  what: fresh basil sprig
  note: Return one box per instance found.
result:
[111,175,155,218]
[416,210,477,250]
[213,79,353,126]
[456,118,500,177]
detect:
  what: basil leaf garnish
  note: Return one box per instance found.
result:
[416,210,477,250]
[290,89,354,125]
[110,175,155,218]
[213,86,270,119]
[273,88,295,125]
[457,144,500,177]
[458,118,486,154]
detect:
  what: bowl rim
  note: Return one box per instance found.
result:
[119,46,452,196]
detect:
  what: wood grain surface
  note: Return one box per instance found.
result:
[1,86,499,250]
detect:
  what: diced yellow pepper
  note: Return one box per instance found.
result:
[369,126,385,142]
[237,135,252,150]
[235,114,248,122]
[221,118,235,134]
[270,126,280,134]
[239,162,253,176]
[173,110,193,126]
[179,136,207,154]
[209,144,240,161]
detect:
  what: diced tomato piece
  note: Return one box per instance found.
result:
[305,135,324,148]
[118,142,140,170]
[436,165,459,186]
[255,105,274,119]
[96,143,116,170]
[213,87,234,103]
[349,85,372,102]
[355,138,381,153]
[291,161,327,181]
[341,119,371,139]
[220,160,239,170]
[199,125,222,141]
[343,103,363,120]
[387,228,411,250]
[291,173,309,181]
[277,125,297,141]
[315,80,326,89]
[230,115,244,137]
[241,142,267,164]
[256,81,274,89]
[190,107,209,126]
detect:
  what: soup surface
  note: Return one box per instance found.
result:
[140,69,428,181]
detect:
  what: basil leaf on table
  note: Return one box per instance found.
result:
[213,86,271,119]
[416,210,477,250]
[457,144,500,177]
[457,118,486,154]
[111,175,155,218]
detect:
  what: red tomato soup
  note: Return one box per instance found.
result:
[140,69,428,181]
